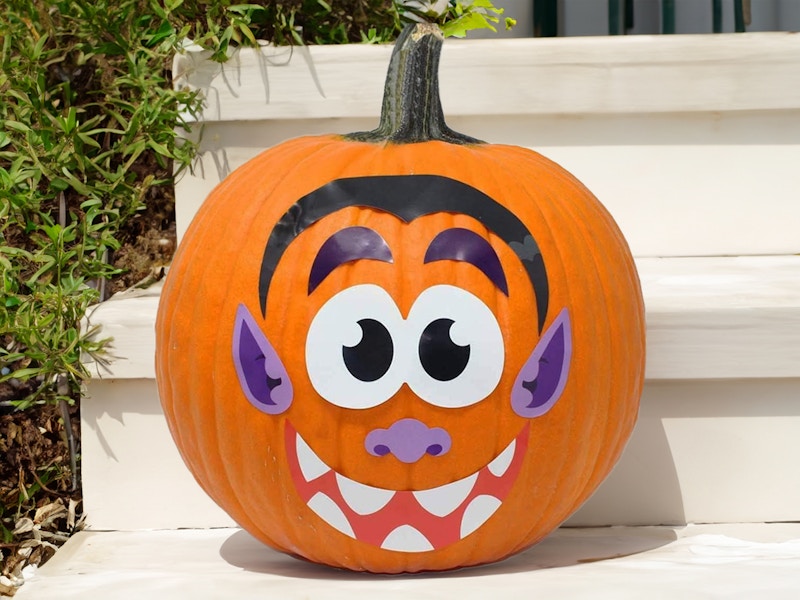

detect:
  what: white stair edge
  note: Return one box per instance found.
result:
[172,32,800,123]
[16,524,800,599]
[84,254,800,382]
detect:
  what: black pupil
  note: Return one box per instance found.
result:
[342,318,394,382]
[419,318,471,382]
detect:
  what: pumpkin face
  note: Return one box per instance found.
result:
[238,174,566,550]
[156,24,645,573]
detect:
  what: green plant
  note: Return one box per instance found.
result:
[0,0,199,410]
[166,1,400,58]
[0,0,202,584]
[399,0,516,37]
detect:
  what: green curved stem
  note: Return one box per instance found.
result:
[346,23,482,145]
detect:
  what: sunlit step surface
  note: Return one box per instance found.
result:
[17,524,800,599]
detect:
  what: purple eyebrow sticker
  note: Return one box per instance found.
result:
[308,226,393,294]
[424,228,509,295]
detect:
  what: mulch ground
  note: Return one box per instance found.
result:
[0,192,176,596]
[0,402,82,595]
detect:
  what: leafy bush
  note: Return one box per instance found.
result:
[1,0,198,411]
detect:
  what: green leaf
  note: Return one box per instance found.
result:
[442,12,498,38]
[227,4,266,15]
[25,256,56,286]
[41,224,63,244]
[96,42,126,56]
[237,23,257,46]
[79,197,103,210]
[145,21,176,47]
[50,178,70,191]
[2,367,42,381]
[65,107,78,134]
[3,120,31,133]
[60,168,91,196]
[77,132,102,149]
[31,34,50,61]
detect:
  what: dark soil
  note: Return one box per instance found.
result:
[0,191,176,596]
[107,162,178,295]
[0,403,82,595]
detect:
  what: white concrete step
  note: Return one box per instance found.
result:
[17,524,800,599]
[80,255,800,530]
[78,30,800,533]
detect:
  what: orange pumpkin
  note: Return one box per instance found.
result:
[156,23,645,573]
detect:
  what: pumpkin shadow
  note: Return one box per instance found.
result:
[218,526,678,580]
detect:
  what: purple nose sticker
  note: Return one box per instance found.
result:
[365,418,452,463]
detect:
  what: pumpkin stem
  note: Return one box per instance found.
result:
[346,23,482,145]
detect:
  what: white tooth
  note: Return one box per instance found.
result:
[307,493,355,538]
[296,433,330,482]
[460,495,502,539]
[381,525,434,553]
[335,474,394,516]
[413,473,478,517]
[488,439,516,477]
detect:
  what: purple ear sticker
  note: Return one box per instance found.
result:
[232,304,293,414]
[511,308,572,418]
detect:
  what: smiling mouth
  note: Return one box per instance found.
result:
[285,423,527,553]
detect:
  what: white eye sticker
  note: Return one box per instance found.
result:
[305,285,404,409]
[306,284,504,410]
[406,285,505,408]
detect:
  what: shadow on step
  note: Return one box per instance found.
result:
[218,525,678,580]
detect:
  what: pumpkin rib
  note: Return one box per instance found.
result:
[520,151,644,514]
[443,146,562,553]
[230,142,407,558]
[156,151,245,461]
[530,156,644,326]
[424,142,544,468]
[538,156,642,517]
[481,147,632,553]
[510,153,644,389]
[563,189,644,498]
[504,145,644,336]
[157,134,329,384]
[156,164,245,491]
[159,136,346,540]
[527,180,611,544]
[429,151,514,565]
[469,147,588,552]
[542,171,630,515]
[212,138,375,552]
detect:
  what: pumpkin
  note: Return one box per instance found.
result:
[155,22,645,573]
